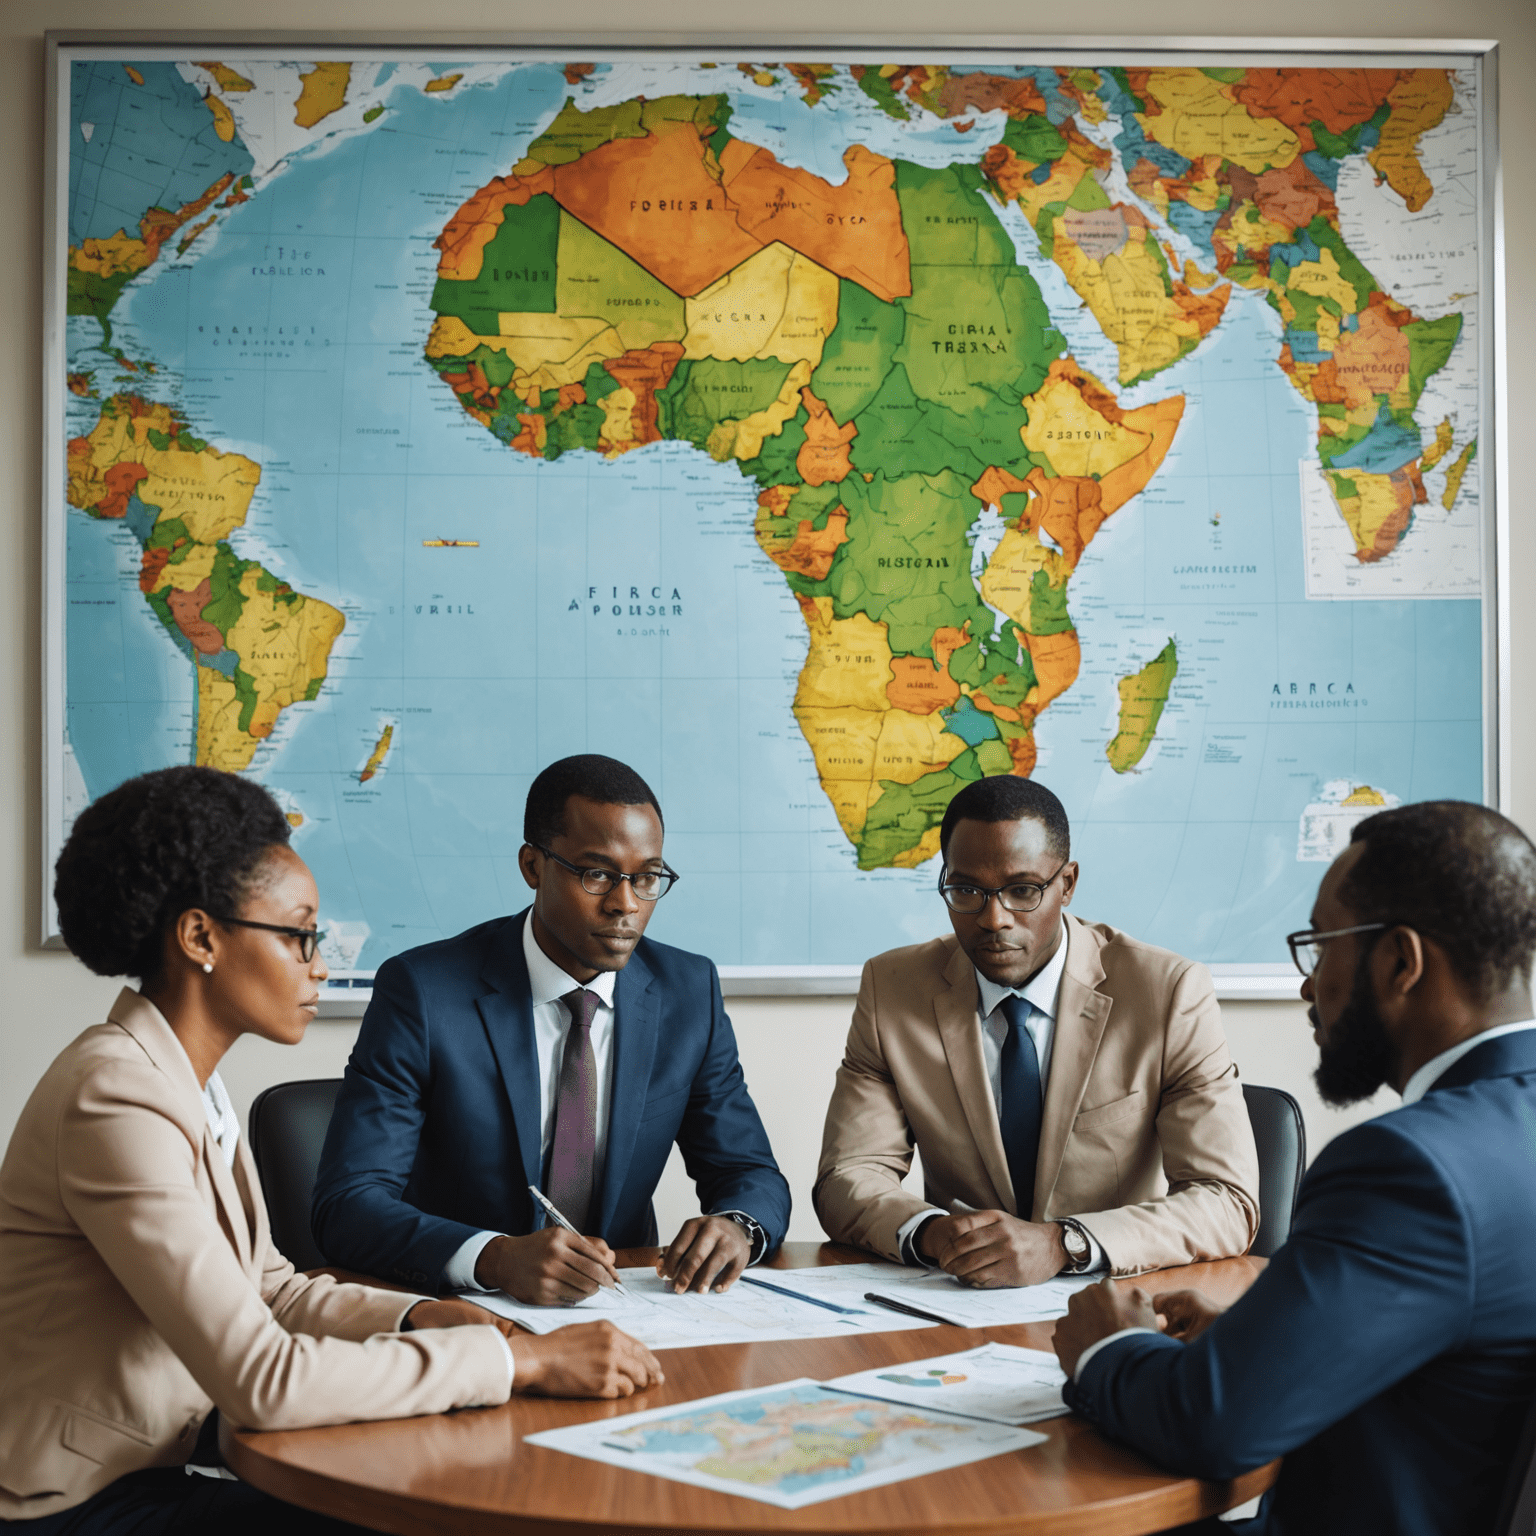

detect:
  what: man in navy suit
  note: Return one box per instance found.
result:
[1051,799,1536,1535]
[313,755,790,1303]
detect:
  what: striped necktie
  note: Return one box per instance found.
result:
[548,987,600,1233]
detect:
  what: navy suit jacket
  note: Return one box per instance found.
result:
[1065,1028,1536,1536]
[311,911,791,1289]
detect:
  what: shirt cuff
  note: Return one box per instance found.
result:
[896,1208,947,1267]
[494,1330,516,1394]
[713,1210,767,1266]
[443,1230,503,1293]
[1072,1326,1158,1381]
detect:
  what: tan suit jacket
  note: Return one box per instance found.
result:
[0,991,511,1519]
[814,916,1261,1273]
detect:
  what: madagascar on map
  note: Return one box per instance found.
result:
[56,53,1487,976]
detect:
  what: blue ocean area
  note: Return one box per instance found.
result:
[65,59,1485,970]
[69,61,253,245]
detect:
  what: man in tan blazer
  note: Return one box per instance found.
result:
[815,776,1260,1282]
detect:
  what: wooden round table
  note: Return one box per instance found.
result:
[224,1243,1276,1535]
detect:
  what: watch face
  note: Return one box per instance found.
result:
[1063,1225,1089,1259]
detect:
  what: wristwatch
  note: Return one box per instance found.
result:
[1057,1218,1093,1274]
[720,1210,766,1264]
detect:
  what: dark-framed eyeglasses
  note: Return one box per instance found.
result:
[938,857,1069,915]
[531,844,679,902]
[213,916,325,963]
[1285,922,1388,977]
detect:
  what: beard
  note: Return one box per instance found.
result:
[1313,952,1398,1107]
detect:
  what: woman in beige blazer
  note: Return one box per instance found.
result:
[0,767,661,1534]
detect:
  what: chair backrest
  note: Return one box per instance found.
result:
[247,1078,343,1272]
[1241,1083,1306,1259]
[1493,1395,1536,1536]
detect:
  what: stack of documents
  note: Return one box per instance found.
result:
[474,1261,1095,1352]
[760,1261,1099,1327]
[472,1265,937,1351]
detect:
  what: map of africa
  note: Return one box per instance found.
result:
[51,48,1489,978]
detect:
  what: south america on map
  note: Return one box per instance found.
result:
[57,53,1486,973]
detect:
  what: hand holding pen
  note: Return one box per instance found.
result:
[527,1186,631,1298]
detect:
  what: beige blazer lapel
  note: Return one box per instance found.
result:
[108,989,254,1272]
[1034,915,1112,1216]
[205,1130,256,1272]
[933,942,1017,1214]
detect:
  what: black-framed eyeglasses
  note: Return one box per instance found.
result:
[938,858,1069,915]
[213,916,325,963]
[530,844,679,902]
[1285,922,1389,977]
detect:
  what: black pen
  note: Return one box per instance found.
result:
[863,1292,953,1326]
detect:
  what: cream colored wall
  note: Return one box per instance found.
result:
[2,0,1529,1243]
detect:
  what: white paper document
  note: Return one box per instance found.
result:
[828,1342,1070,1426]
[471,1267,935,1351]
[524,1377,1044,1508]
[759,1261,1098,1328]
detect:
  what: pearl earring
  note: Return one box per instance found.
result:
[202,962,214,974]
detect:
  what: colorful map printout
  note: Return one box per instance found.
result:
[523,1378,1043,1506]
[47,46,1493,981]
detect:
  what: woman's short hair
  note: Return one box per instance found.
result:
[54,766,291,981]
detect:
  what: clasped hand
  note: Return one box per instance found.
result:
[916,1208,1068,1287]
[1050,1279,1228,1375]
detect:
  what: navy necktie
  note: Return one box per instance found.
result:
[548,988,600,1233]
[997,994,1043,1221]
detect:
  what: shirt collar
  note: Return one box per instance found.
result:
[521,909,618,1010]
[974,919,1070,1023]
[1399,1018,1536,1105]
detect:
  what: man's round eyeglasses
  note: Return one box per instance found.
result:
[938,857,1069,915]
[1285,922,1388,977]
[213,916,325,963]
[531,844,679,902]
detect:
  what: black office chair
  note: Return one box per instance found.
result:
[1493,1395,1536,1536]
[1241,1083,1306,1259]
[248,1078,343,1271]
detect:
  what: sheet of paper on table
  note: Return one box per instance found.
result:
[759,1261,1098,1328]
[827,1342,1070,1426]
[471,1267,936,1351]
[524,1377,1044,1508]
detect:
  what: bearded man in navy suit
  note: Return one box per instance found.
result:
[1053,800,1536,1536]
[313,755,790,1303]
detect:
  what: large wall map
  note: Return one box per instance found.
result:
[50,49,1490,981]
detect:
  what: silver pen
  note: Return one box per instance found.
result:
[526,1184,631,1297]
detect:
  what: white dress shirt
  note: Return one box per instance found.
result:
[896,922,1107,1273]
[201,1069,240,1169]
[446,915,766,1289]
[1071,1015,1536,1382]
[445,918,618,1291]
[1399,1018,1536,1104]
